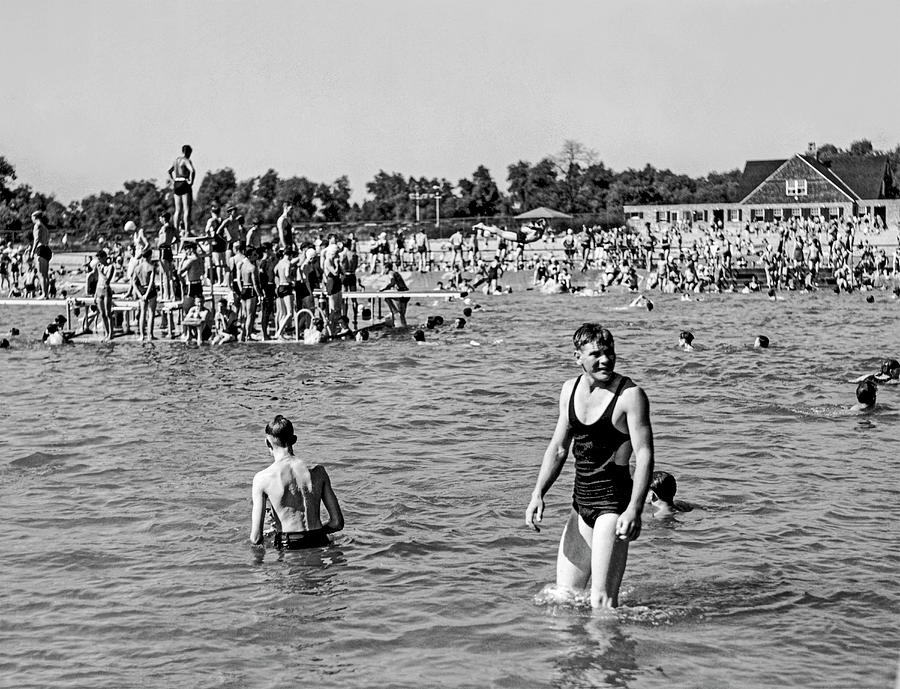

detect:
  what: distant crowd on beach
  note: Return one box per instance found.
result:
[2,144,900,344]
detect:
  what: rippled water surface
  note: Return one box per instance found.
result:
[2,289,899,688]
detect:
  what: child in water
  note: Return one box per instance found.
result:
[851,380,877,413]
[647,471,692,517]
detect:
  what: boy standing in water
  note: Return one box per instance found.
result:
[250,415,344,549]
[525,323,654,608]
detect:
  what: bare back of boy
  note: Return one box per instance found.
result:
[251,456,342,546]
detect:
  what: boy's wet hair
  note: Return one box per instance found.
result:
[679,330,694,344]
[856,380,877,406]
[573,323,614,350]
[265,415,296,447]
[650,471,677,504]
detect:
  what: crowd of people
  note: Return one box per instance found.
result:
[3,173,900,343]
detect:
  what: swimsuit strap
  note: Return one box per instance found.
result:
[600,375,630,423]
[569,374,629,427]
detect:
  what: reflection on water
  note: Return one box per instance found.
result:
[1,290,900,688]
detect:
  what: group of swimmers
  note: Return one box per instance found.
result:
[252,322,687,613]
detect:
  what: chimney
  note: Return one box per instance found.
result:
[807,141,817,159]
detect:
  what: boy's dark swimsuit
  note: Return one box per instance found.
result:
[271,528,330,550]
[569,374,632,527]
[173,179,191,195]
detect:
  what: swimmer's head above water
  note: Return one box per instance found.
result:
[679,330,694,346]
[754,335,769,349]
[880,358,900,380]
[648,471,678,506]
[856,380,877,408]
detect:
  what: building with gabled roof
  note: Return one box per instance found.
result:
[624,145,899,230]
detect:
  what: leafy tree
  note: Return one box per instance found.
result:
[276,176,318,220]
[552,140,597,213]
[816,143,840,164]
[457,165,502,217]
[196,168,238,212]
[365,170,411,220]
[507,160,533,211]
[316,176,352,222]
[0,155,17,203]
[849,139,874,156]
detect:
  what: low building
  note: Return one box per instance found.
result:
[625,147,900,231]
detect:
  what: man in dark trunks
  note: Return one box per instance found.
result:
[167,144,195,235]
[30,211,52,299]
[250,414,344,549]
[525,323,654,608]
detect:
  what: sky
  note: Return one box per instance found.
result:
[3,0,900,205]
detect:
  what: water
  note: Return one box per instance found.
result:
[1,289,899,689]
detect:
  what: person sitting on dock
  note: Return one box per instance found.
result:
[182,298,213,345]
[211,298,239,345]
[250,414,344,549]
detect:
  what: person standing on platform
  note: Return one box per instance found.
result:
[157,211,179,300]
[277,202,294,251]
[168,145,195,235]
[322,237,343,332]
[525,323,654,608]
[131,248,158,340]
[30,211,52,299]
[93,250,116,341]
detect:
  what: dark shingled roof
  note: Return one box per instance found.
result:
[826,155,889,200]
[737,160,785,202]
[800,155,857,200]
[738,154,889,202]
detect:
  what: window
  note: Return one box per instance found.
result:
[830,207,842,218]
[656,210,667,222]
[785,179,808,196]
[792,207,802,217]
[753,208,765,220]
[728,209,742,222]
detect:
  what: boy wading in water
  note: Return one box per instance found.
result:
[250,415,344,549]
[525,323,654,608]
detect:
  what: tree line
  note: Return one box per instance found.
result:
[1,138,897,241]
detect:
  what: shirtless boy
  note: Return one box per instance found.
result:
[168,145,195,234]
[250,415,344,549]
[31,211,52,299]
[525,323,654,608]
[131,248,158,340]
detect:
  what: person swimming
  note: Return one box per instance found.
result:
[678,331,694,351]
[852,380,877,412]
[853,358,899,385]
[754,335,770,349]
[646,471,692,517]
[876,358,900,384]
